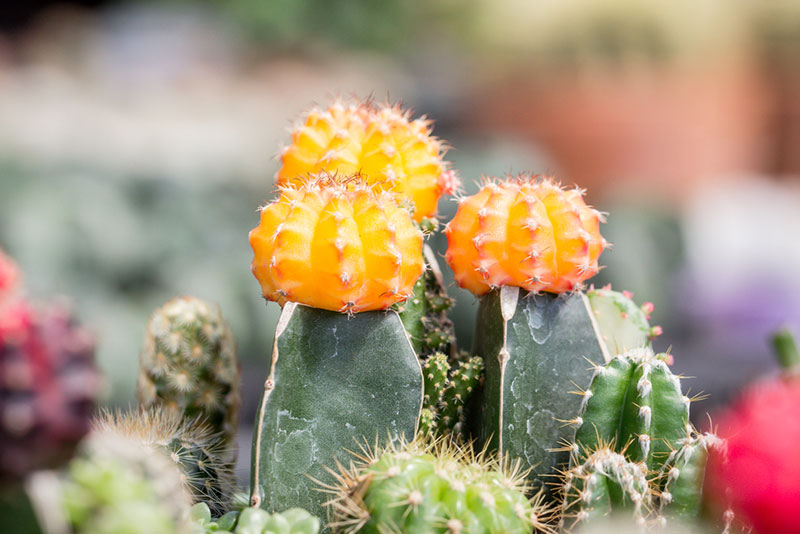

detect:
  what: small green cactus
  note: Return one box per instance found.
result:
[189,502,320,534]
[397,246,456,357]
[559,447,652,532]
[324,437,554,534]
[60,431,190,534]
[419,352,484,438]
[572,347,691,473]
[138,296,240,448]
[94,407,235,517]
[586,286,662,357]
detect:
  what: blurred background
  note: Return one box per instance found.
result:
[1,0,798,481]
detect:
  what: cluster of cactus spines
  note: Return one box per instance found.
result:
[571,347,691,474]
[190,502,321,534]
[445,175,608,296]
[276,99,458,222]
[1,298,99,485]
[60,431,191,534]
[419,352,484,437]
[397,246,456,357]
[138,296,240,448]
[94,407,236,517]
[655,431,724,521]
[249,174,425,313]
[559,447,652,532]
[586,286,662,357]
[322,436,555,534]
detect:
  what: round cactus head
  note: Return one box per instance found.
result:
[445,175,608,296]
[250,174,425,313]
[276,99,458,222]
[323,436,555,534]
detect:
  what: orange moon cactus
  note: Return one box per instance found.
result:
[276,100,458,222]
[249,175,425,313]
[445,176,608,296]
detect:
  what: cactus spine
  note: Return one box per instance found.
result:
[94,407,235,517]
[138,296,240,449]
[559,448,652,532]
[323,437,555,534]
[573,347,691,473]
[419,352,484,438]
[657,431,723,520]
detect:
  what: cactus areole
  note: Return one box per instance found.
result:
[249,303,422,524]
[474,286,610,497]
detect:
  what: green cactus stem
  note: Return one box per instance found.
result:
[138,296,240,449]
[419,352,484,438]
[323,436,555,534]
[249,303,422,525]
[474,286,610,497]
[573,347,691,473]
[559,447,652,532]
[189,502,320,534]
[586,286,661,357]
[95,407,235,517]
[657,431,723,520]
[772,328,800,373]
[397,246,456,357]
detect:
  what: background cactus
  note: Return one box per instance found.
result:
[249,174,424,313]
[572,347,691,473]
[323,437,554,534]
[95,407,236,517]
[418,351,483,438]
[1,298,100,485]
[559,447,652,532]
[60,431,191,534]
[190,503,320,534]
[586,286,662,357]
[138,296,240,448]
[276,99,458,222]
[249,303,422,524]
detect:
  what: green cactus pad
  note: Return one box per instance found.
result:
[325,437,554,534]
[586,287,659,357]
[560,448,651,532]
[250,303,422,525]
[474,286,609,497]
[138,296,240,448]
[574,347,691,473]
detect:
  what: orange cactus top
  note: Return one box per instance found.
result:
[445,176,608,296]
[249,175,425,313]
[276,100,458,222]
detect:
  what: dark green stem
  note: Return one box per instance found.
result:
[772,328,800,372]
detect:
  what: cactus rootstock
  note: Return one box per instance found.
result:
[445,175,608,296]
[323,436,555,534]
[94,407,235,517]
[250,174,425,313]
[276,99,458,222]
[138,296,240,448]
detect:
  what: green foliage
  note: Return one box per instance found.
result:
[138,296,240,448]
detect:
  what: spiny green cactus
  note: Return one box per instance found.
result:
[95,407,235,517]
[559,447,652,532]
[138,296,240,448]
[586,286,662,357]
[571,347,692,473]
[189,502,320,534]
[60,431,191,534]
[250,303,422,524]
[323,437,555,534]
[419,352,484,437]
[397,245,456,357]
[475,286,611,497]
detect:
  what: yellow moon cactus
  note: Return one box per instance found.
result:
[445,176,607,295]
[249,175,425,313]
[276,100,458,222]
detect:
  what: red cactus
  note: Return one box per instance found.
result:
[0,249,20,301]
[705,377,800,534]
